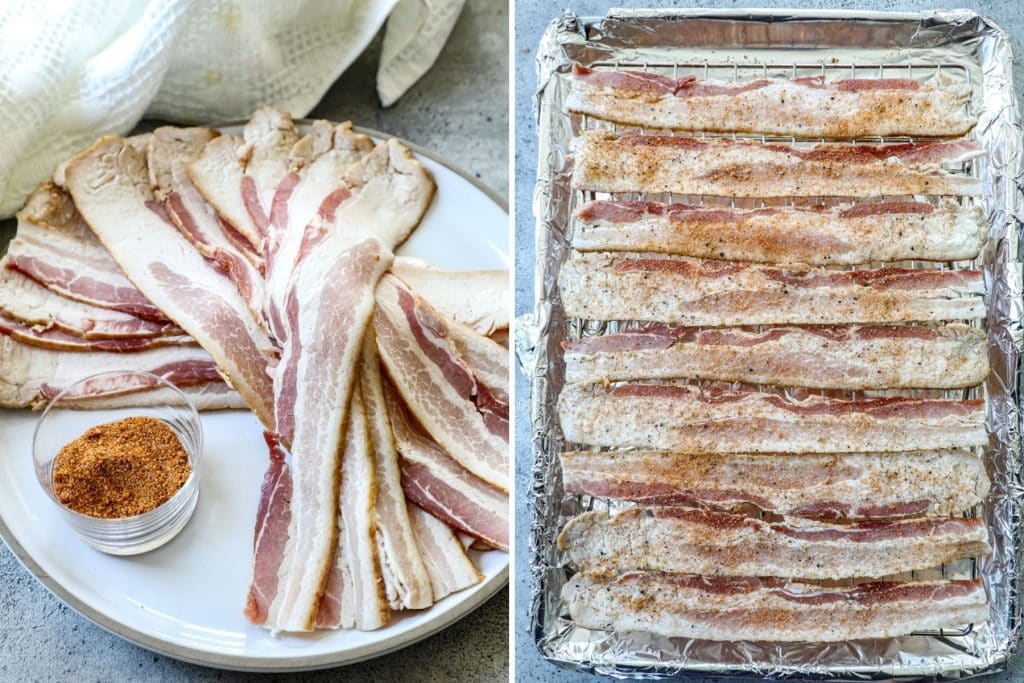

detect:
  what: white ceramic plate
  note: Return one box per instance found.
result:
[0,125,509,671]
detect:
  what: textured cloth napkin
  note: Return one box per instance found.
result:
[0,0,464,218]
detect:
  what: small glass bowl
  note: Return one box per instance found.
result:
[32,371,203,555]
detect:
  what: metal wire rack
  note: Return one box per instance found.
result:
[552,58,986,641]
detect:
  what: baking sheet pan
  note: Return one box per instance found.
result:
[518,8,1024,680]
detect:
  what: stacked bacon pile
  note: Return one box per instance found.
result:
[555,65,992,642]
[0,108,509,633]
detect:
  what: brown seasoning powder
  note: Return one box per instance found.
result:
[52,416,191,518]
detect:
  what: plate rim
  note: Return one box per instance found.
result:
[0,122,509,671]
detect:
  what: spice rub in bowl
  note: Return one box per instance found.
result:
[53,416,191,519]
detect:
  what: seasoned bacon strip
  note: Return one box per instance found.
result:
[560,450,990,520]
[562,572,989,642]
[375,274,510,491]
[188,106,299,254]
[558,383,988,453]
[0,335,237,410]
[63,136,276,428]
[409,505,484,600]
[569,65,976,138]
[360,331,433,611]
[572,131,984,197]
[385,379,509,551]
[559,253,985,325]
[573,199,986,265]
[563,323,989,390]
[315,387,389,631]
[0,267,182,340]
[559,507,989,580]
[147,127,266,324]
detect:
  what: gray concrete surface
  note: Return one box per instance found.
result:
[513,1,1024,681]
[0,1,508,681]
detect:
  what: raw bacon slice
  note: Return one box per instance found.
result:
[558,383,988,453]
[559,253,985,325]
[392,258,510,335]
[265,136,428,345]
[263,120,374,342]
[409,505,484,600]
[244,433,291,626]
[0,267,182,341]
[569,65,976,138]
[385,379,510,551]
[571,131,984,197]
[562,571,989,642]
[315,386,389,631]
[560,449,990,520]
[563,323,989,390]
[559,507,989,579]
[360,332,433,610]
[263,237,392,632]
[63,136,276,428]
[0,335,235,410]
[188,107,299,253]
[0,310,192,353]
[375,274,509,491]
[10,186,169,322]
[64,380,244,411]
[573,199,986,265]
[147,127,266,323]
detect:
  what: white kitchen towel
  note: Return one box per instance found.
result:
[0,0,465,218]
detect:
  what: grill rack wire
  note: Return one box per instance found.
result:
[553,57,986,641]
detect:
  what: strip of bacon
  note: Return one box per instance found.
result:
[569,65,976,137]
[315,386,389,631]
[558,383,988,453]
[9,188,169,322]
[391,258,511,335]
[0,335,235,410]
[188,107,299,254]
[559,450,990,520]
[255,138,434,632]
[559,253,985,325]
[263,120,374,343]
[559,507,989,579]
[0,310,192,353]
[263,238,392,632]
[147,127,266,324]
[562,571,989,642]
[0,266,182,340]
[265,136,427,346]
[63,380,244,411]
[563,323,988,390]
[375,274,510,491]
[360,331,433,610]
[573,199,986,265]
[408,505,484,600]
[572,130,984,197]
[63,136,276,428]
[244,432,292,626]
[384,379,510,551]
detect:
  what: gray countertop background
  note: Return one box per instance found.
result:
[0,1,508,681]
[513,1,1024,681]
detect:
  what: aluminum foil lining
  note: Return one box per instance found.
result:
[516,8,1024,680]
